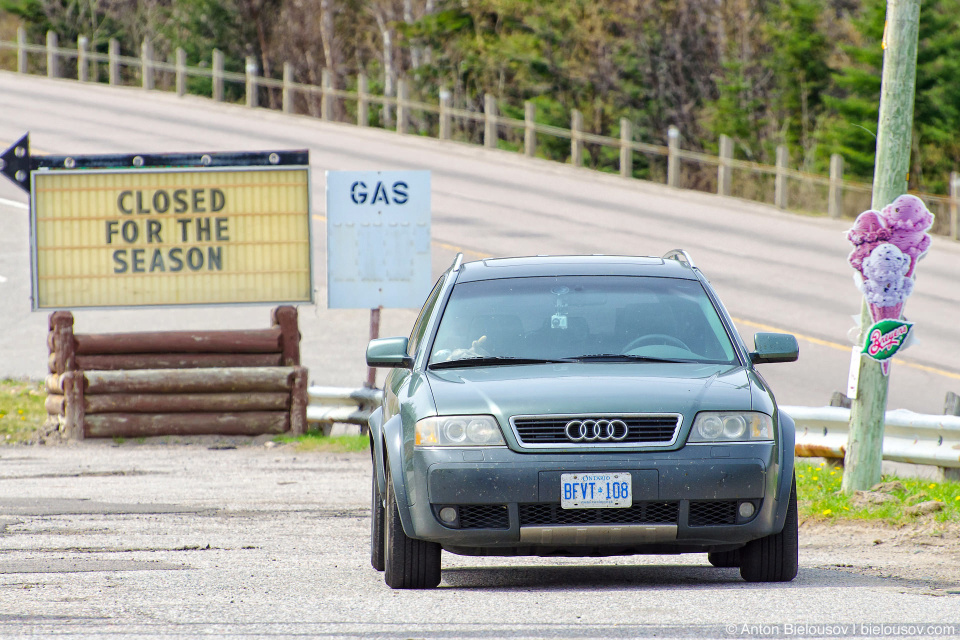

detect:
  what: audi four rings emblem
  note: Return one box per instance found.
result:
[564,419,629,442]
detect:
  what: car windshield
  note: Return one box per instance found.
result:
[428,276,739,366]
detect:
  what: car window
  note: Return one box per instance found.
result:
[429,276,737,364]
[407,276,445,358]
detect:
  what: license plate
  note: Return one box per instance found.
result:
[560,472,632,509]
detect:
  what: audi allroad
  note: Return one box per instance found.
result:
[366,251,800,589]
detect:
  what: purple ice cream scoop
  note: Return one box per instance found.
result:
[860,243,914,321]
[846,210,891,274]
[879,195,934,277]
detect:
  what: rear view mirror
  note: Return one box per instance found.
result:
[750,333,799,364]
[366,337,414,369]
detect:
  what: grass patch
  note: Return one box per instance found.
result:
[274,431,369,453]
[0,379,47,443]
[797,460,960,525]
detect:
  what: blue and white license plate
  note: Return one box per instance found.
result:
[560,472,632,509]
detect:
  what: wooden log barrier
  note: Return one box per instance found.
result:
[44,306,307,440]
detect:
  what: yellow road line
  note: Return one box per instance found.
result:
[734,317,960,381]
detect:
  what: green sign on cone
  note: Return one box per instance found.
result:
[861,319,913,363]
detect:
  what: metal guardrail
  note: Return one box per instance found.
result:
[785,405,960,474]
[306,386,381,433]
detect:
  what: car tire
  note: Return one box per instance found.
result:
[707,549,740,568]
[371,468,385,572]
[739,476,799,583]
[383,461,441,589]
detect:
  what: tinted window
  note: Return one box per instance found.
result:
[429,276,737,364]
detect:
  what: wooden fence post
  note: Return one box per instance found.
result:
[357,74,369,127]
[49,311,76,376]
[272,306,301,366]
[619,118,633,178]
[141,39,154,90]
[289,367,308,436]
[77,36,88,82]
[212,49,224,102]
[282,62,293,114]
[46,31,59,78]
[484,93,497,149]
[571,109,583,167]
[524,102,536,157]
[62,372,85,441]
[17,26,27,74]
[950,171,959,241]
[667,126,680,188]
[175,48,187,97]
[108,39,120,86]
[775,144,788,209]
[829,154,845,219]
[718,134,733,196]
[439,89,451,140]
[245,56,258,108]
[321,68,333,121]
[396,78,409,134]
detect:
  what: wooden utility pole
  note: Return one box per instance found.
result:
[842,0,921,493]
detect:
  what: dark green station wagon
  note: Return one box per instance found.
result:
[366,251,799,589]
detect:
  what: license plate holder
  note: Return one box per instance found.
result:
[560,472,632,509]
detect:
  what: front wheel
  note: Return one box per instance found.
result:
[383,461,441,589]
[370,468,385,571]
[739,476,798,582]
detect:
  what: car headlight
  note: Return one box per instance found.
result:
[689,412,773,443]
[415,415,506,447]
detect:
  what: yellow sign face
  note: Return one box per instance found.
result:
[30,167,312,308]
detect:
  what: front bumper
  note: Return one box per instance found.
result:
[403,443,784,555]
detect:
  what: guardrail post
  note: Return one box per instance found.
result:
[524,102,536,157]
[396,78,409,134]
[357,73,369,127]
[571,109,583,167]
[141,39,154,90]
[829,154,845,219]
[281,62,293,113]
[439,89,451,140]
[175,48,187,96]
[245,56,258,108]
[212,49,224,102]
[950,171,959,240]
[321,68,332,120]
[775,144,788,209]
[77,36,89,82]
[945,391,960,416]
[619,118,633,178]
[46,31,59,78]
[17,26,27,74]
[718,134,733,196]
[108,39,120,85]
[667,126,680,188]
[484,93,497,149]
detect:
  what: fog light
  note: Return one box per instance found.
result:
[739,502,756,519]
[439,507,458,524]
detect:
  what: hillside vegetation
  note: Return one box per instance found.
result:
[3,0,959,192]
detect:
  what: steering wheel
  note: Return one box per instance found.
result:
[622,334,691,352]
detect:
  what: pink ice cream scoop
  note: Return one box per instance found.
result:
[846,210,891,274]
[860,243,913,322]
[879,195,933,277]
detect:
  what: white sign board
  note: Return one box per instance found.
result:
[326,171,431,309]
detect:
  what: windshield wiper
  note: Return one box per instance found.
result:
[429,356,575,369]
[571,353,693,364]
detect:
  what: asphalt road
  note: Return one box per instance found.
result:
[2,71,960,412]
[2,444,959,639]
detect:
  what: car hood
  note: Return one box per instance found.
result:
[427,362,755,420]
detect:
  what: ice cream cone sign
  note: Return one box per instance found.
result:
[847,195,933,374]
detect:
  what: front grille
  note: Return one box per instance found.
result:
[457,505,509,529]
[511,414,681,447]
[519,502,679,526]
[689,500,738,526]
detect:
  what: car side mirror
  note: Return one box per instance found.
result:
[366,337,414,369]
[750,332,799,364]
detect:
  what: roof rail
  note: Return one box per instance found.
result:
[451,252,464,272]
[662,249,696,269]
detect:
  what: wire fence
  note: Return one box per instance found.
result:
[2,28,958,240]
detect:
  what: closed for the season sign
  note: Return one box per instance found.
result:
[30,166,312,308]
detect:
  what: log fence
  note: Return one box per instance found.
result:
[2,28,957,239]
[45,306,308,440]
